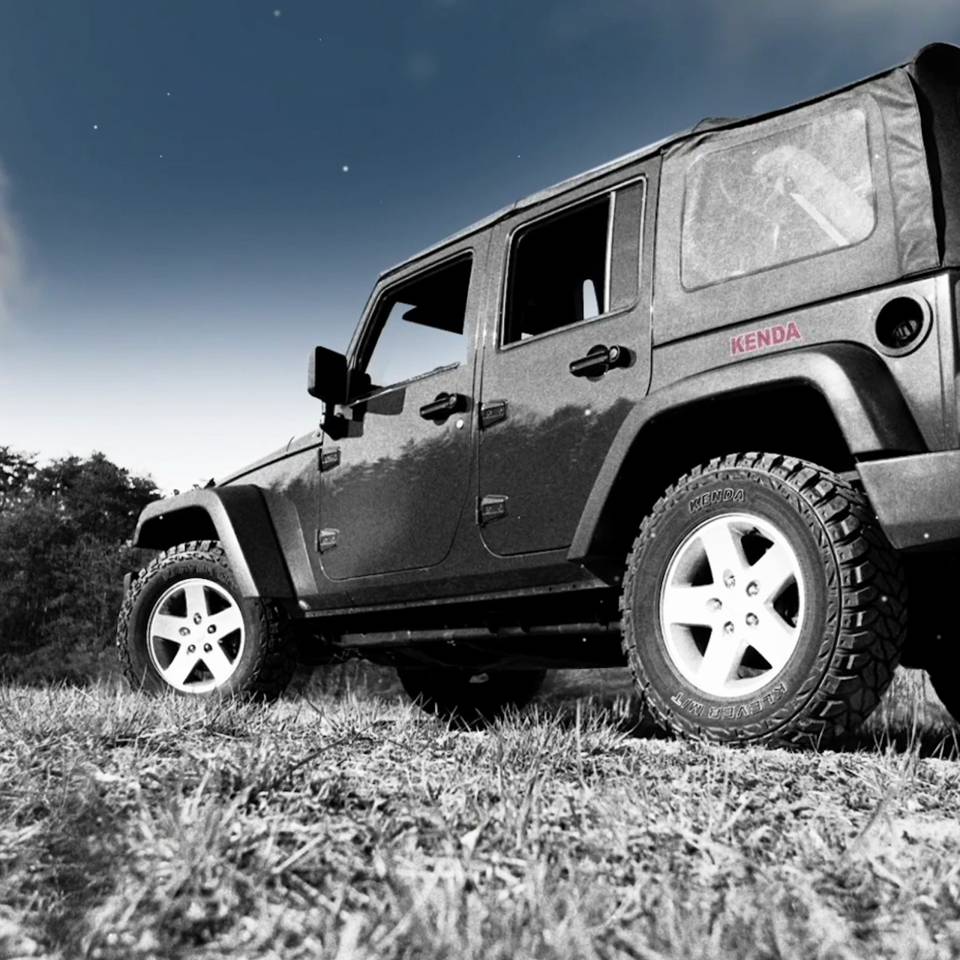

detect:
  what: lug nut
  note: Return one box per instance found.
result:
[723,571,736,589]
[723,621,735,634]
[193,613,203,625]
[708,597,722,611]
[746,613,759,627]
[746,581,759,596]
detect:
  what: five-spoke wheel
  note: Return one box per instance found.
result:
[118,540,293,699]
[660,513,804,698]
[621,453,906,745]
[147,577,246,693]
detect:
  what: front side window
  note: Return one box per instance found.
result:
[503,195,611,345]
[362,256,472,391]
[681,107,876,289]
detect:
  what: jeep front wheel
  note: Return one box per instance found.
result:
[117,540,293,698]
[620,453,906,745]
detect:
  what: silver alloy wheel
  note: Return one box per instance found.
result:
[146,577,245,693]
[659,512,805,698]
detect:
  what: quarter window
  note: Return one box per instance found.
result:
[681,107,876,289]
[503,195,611,345]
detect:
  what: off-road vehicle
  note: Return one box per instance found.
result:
[119,43,960,744]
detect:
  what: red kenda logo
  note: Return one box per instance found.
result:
[731,320,802,357]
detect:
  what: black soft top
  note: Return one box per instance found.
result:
[381,43,960,279]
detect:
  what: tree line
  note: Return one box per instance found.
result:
[0,446,159,682]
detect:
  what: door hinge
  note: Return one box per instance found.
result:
[319,447,341,471]
[479,399,508,429]
[317,528,339,551]
[478,494,508,524]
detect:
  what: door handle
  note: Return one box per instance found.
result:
[419,392,464,421]
[569,344,629,378]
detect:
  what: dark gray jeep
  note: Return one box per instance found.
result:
[119,43,960,744]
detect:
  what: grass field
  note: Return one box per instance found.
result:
[2,668,960,959]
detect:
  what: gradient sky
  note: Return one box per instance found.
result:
[2,1,960,493]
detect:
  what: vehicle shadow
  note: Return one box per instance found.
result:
[544,666,960,757]
[831,724,960,759]
[536,687,960,758]
[296,662,960,758]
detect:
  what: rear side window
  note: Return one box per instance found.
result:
[681,107,875,289]
[503,195,611,345]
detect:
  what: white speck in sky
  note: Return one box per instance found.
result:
[273,8,281,17]
[92,123,99,131]
[165,91,171,97]
[341,164,350,173]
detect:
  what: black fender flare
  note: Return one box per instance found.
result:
[132,486,300,599]
[568,343,925,563]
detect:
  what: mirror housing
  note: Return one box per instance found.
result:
[308,346,349,404]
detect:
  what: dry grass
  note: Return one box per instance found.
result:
[1,669,960,959]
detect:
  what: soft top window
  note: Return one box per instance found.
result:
[681,107,876,289]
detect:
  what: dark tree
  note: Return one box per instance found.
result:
[0,449,159,682]
[0,446,36,511]
[32,452,158,542]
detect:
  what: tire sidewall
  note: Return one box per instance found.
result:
[625,468,839,739]
[122,550,265,696]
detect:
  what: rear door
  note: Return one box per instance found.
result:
[477,164,657,556]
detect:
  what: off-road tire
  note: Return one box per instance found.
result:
[117,540,294,699]
[620,453,907,746]
[397,666,547,727]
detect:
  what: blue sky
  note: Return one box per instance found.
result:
[2,0,960,492]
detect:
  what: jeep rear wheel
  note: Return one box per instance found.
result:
[117,540,294,699]
[397,666,546,727]
[620,453,907,746]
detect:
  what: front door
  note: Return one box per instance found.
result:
[318,248,482,580]
[478,169,655,557]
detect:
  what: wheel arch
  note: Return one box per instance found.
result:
[569,343,925,571]
[132,486,297,599]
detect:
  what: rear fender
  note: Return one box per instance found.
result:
[569,343,925,563]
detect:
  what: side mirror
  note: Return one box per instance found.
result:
[307,346,349,404]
